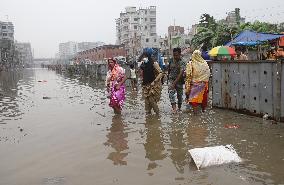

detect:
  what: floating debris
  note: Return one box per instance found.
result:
[224,124,240,129]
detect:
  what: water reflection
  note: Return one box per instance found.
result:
[0,68,283,184]
[168,126,187,174]
[144,115,166,170]
[62,71,106,89]
[0,69,34,124]
[186,116,209,148]
[104,115,129,165]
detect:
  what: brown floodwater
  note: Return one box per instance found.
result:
[0,68,284,185]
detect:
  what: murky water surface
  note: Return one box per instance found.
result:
[0,68,284,185]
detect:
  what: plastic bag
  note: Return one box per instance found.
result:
[188,145,242,170]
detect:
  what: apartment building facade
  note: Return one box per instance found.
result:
[59,41,78,59]
[15,42,33,65]
[116,6,159,57]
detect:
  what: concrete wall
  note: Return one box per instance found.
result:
[211,60,283,122]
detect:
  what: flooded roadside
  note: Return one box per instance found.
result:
[0,68,284,185]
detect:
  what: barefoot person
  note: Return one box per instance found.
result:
[185,50,210,114]
[168,48,187,113]
[106,58,127,114]
[139,48,163,115]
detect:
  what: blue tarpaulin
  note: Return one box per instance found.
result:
[225,30,284,46]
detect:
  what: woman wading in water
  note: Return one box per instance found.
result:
[139,48,163,115]
[106,58,127,114]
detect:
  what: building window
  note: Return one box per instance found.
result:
[150,18,156,22]
[134,18,139,21]
[145,26,147,30]
[150,11,155,15]
[150,33,156,36]
[2,26,6,29]
[154,39,156,42]
[2,33,7,36]
[146,38,149,42]
[134,25,138,30]
[145,18,147,21]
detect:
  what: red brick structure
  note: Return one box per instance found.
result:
[74,45,126,64]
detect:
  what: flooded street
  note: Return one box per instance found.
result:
[0,68,284,185]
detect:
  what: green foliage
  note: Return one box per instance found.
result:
[191,13,282,50]
[240,21,279,33]
[279,22,284,32]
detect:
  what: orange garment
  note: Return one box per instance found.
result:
[188,82,209,105]
[279,36,284,47]
[276,48,284,58]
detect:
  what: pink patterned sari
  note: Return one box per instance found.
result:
[107,64,126,110]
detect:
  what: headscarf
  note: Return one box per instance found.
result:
[141,48,156,85]
[191,50,206,64]
[186,50,210,84]
[108,58,124,82]
[143,47,154,59]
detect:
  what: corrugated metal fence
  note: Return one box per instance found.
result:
[211,60,283,122]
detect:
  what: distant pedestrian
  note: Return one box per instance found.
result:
[129,64,137,91]
[235,48,248,60]
[185,50,210,114]
[168,47,187,113]
[106,58,127,114]
[139,48,163,115]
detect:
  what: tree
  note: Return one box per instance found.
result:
[199,13,217,30]
[191,14,217,49]
[240,21,279,33]
[191,12,283,50]
[278,22,284,32]
[235,8,241,26]
[191,14,238,49]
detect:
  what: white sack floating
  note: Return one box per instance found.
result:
[188,145,242,170]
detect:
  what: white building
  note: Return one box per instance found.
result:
[15,42,33,65]
[116,6,159,56]
[77,42,105,52]
[0,21,14,41]
[59,41,106,59]
[59,41,78,59]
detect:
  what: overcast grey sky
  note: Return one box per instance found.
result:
[1,0,284,58]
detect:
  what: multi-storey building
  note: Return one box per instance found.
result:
[167,25,193,52]
[15,42,33,65]
[0,21,15,66]
[168,26,184,37]
[77,42,105,52]
[59,41,78,59]
[219,8,245,26]
[0,21,14,41]
[116,6,159,57]
[189,24,199,36]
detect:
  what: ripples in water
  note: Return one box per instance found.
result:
[0,68,283,184]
